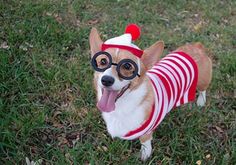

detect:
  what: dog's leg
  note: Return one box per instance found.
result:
[139,133,153,161]
[197,90,206,107]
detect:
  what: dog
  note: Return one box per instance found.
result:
[89,24,212,161]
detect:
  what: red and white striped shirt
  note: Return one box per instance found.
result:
[122,52,198,140]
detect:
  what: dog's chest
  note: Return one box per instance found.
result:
[102,83,147,138]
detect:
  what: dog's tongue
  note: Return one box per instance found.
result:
[97,88,119,112]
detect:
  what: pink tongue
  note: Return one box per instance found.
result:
[97,88,119,112]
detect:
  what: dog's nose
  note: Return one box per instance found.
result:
[101,75,115,87]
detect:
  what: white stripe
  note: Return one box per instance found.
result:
[170,54,195,103]
[137,58,141,75]
[164,56,189,105]
[171,54,193,103]
[158,60,181,106]
[115,48,119,56]
[158,61,181,88]
[149,74,169,131]
[159,57,185,106]
[143,73,162,134]
[148,67,175,112]
[170,53,195,87]
[145,73,163,134]
[157,62,179,109]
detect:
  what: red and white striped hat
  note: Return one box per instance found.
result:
[101,24,143,58]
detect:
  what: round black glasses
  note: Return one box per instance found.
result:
[91,51,140,80]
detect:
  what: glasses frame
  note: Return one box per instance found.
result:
[91,51,140,80]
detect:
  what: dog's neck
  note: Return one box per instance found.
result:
[100,75,154,138]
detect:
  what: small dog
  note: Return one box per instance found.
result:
[89,24,212,161]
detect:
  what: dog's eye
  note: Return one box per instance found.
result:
[100,58,107,65]
[122,62,132,70]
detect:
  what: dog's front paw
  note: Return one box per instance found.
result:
[140,141,152,161]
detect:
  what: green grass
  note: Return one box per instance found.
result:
[1,0,235,164]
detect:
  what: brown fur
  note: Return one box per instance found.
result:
[139,132,153,143]
[139,77,154,120]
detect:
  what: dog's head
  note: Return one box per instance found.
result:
[89,26,164,113]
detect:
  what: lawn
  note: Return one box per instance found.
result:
[0,0,235,164]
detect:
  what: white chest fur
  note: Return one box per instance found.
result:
[101,83,148,138]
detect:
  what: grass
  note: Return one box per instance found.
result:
[0,0,235,164]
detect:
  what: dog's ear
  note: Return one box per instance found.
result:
[89,27,103,56]
[141,41,164,69]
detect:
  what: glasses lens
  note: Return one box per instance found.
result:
[117,59,138,80]
[91,52,112,72]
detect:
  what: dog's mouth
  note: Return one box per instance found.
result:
[97,84,130,113]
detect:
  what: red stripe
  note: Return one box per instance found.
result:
[101,44,143,58]
[158,62,181,106]
[124,104,155,138]
[168,55,192,104]
[154,64,177,104]
[161,63,181,100]
[145,72,165,130]
[167,59,187,104]
[168,54,193,88]
[151,77,165,130]
[173,52,198,101]
[148,70,172,103]
[146,78,160,133]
